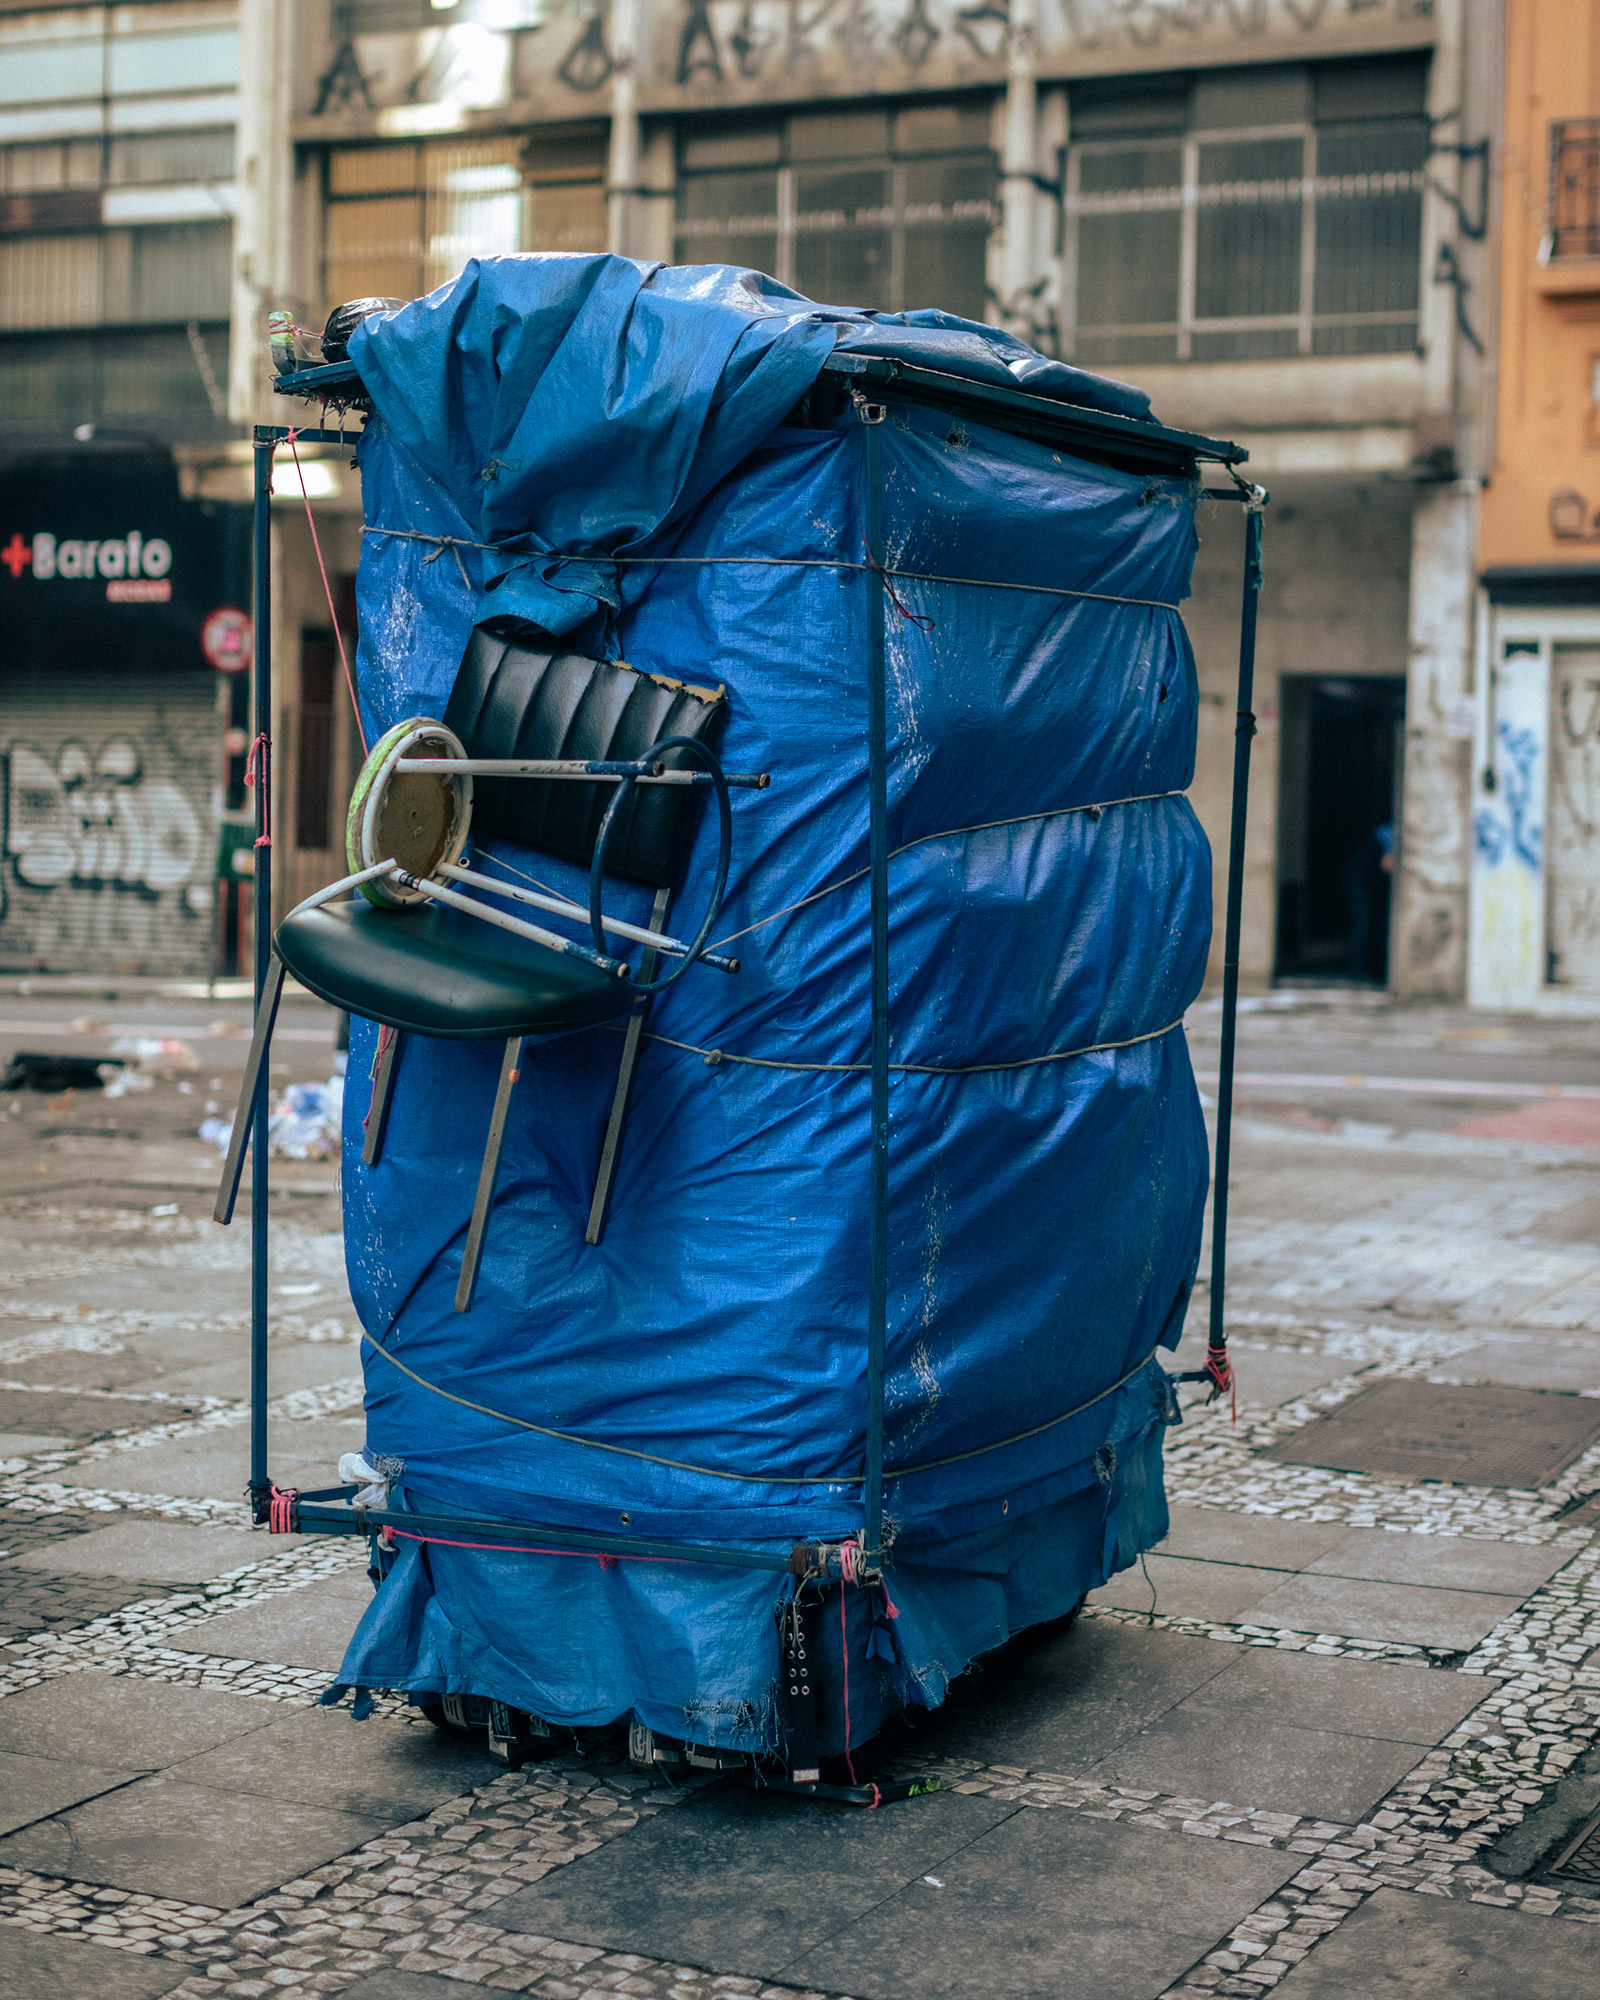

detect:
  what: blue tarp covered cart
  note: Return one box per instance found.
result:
[221,257,1264,1796]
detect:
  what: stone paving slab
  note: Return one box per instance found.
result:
[0,1748,142,1836]
[912,1617,1235,1769]
[1198,1350,1355,1410]
[0,1774,395,1906]
[1266,1886,1600,1997]
[780,1811,1302,2000]
[0,1670,274,1768]
[0,1432,70,1456]
[128,1343,360,1404]
[1094,1555,1295,1622]
[170,1707,502,1820]
[0,1565,176,1642]
[1158,1508,1352,1571]
[1437,1335,1600,1393]
[1304,1528,1569,1596]
[0,1389,197,1439]
[46,1417,362,1500]
[9,1518,303,1581]
[0,1928,191,2000]
[1090,1707,1429,1823]
[1245,1572,1518,1650]
[493,1780,1016,1981]
[158,1566,375,1672]
[1177,1647,1486,1743]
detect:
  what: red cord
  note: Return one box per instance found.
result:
[286,428,368,754]
[244,733,271,848]
[1205,1342,1238,1427]
[268,1484,297,1533]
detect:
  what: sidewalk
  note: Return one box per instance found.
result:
[1,991,1598,2000]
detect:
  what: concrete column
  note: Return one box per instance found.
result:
[229,0,296,425]
[607,0,641,258]
[998,0,1037,336]
[1396,480,1479,999]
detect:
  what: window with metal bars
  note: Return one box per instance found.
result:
[1065,62,1427,367]
[674,101,997,321]
[322,130,605,311]
[1550,119,1600,260]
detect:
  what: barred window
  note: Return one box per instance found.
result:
[1065,60,1427,367]
[324,129,604,311]
[1550,119,1600,260]
[676,101,997,321]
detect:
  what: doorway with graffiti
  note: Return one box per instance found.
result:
[1276,675,1407,986]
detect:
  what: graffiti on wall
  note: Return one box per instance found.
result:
[299,0,1437,121]
[0,737,206,926]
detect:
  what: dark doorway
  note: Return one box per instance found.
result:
[1276,675,1406,983]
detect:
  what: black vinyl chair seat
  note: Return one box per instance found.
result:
[276,899,635,1040]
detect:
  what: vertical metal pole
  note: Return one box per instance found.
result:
[862,410,889,1566]
[250,430,274,1513]
[1206,498,1265,1363]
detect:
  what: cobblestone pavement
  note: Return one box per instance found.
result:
[3,990,1600,1999]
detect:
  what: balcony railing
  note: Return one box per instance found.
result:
[1551,119,1600,260]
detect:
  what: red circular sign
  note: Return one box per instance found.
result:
[202,606,253,673]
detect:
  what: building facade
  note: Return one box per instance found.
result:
[1470,0,1600,1014]
[3,0,1498,995]
[0,0,248,972]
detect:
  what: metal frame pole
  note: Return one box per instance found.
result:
[249,431,274,1515]
[862,408,889,1571]
[1206,497,1266,1372]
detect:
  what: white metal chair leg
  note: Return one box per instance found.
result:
[455,1036,524,1314]
[214,950,287,1225]
[362,1028,403,1167]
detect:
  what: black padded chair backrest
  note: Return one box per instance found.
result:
[443,628,727,891]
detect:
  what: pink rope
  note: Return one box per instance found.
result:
[286,428,368,754]
[244,733,271,848]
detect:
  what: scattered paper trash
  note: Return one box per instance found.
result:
[277,1282,322,1296]
[108,1036,199,1076]
[102,1066,153,1099]
[149,1203,179,1216]
[203,1076,345,1160]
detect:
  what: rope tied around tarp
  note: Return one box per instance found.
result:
[356,524,1185,616]
[355,1324,1166,1485]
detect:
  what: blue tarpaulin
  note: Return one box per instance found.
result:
[333,256,1210,1756]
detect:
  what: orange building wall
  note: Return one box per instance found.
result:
[1479,0,1600,570]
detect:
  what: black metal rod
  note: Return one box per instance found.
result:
[863,413,889,1570]
[293,1502,795,1571]
[214,950,285,1225]
[1206,500,1265,1358]
[455,1036,523,1313]
[586,887,671,1245]
[250,432,274,1508]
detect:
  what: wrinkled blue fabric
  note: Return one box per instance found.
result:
[347,256,1151,641]
[337,256,1210,1756]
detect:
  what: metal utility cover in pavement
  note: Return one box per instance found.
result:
[1552,1807,1600,1886]
[1261,1379,1600,1489]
